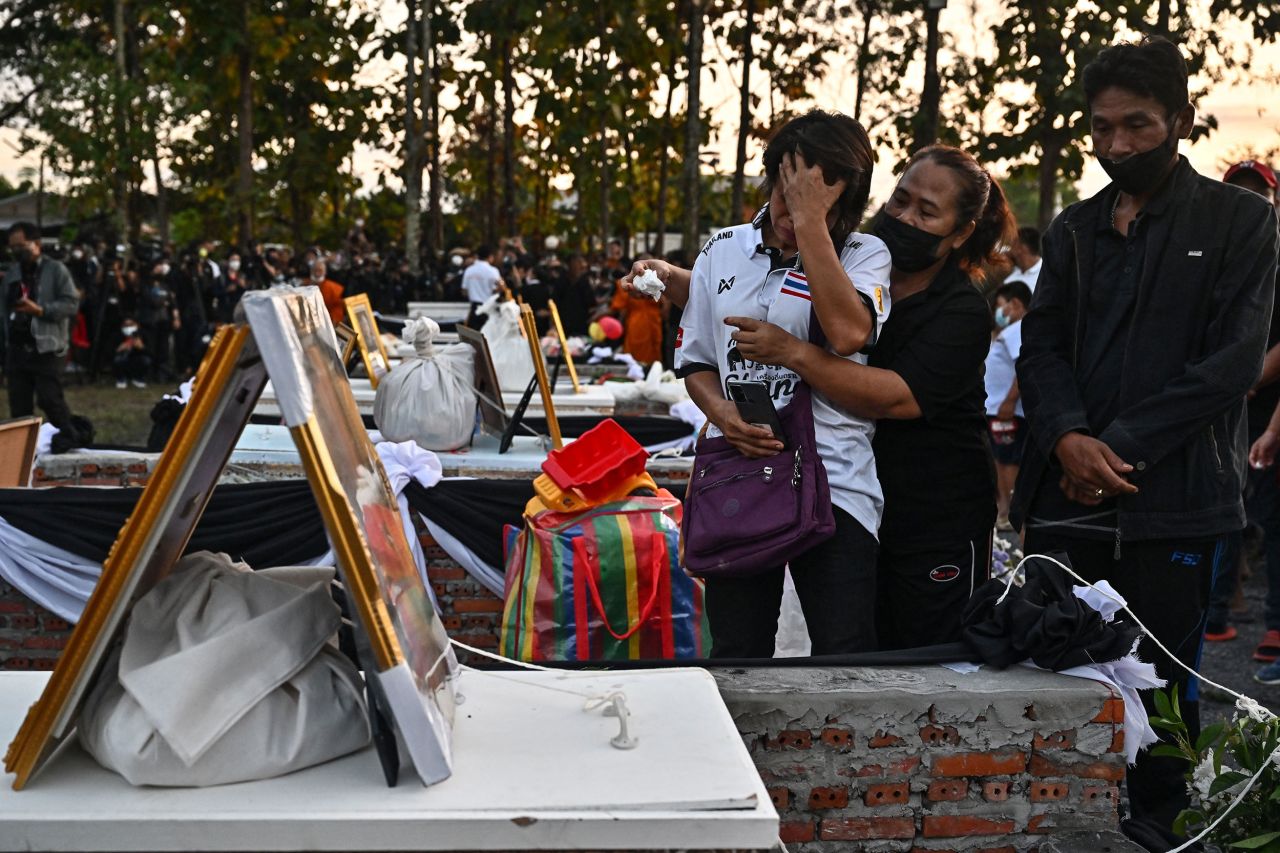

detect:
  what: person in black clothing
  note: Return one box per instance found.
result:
[553,254,599,338]
[1011,38,1278,840]
[621,144,1012,651]
[1204,159,1280,646]
[140,260,178,381]
[3,221,80,434]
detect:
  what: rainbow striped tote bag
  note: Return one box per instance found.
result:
[499,493,709,662]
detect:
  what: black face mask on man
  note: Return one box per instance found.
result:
[871,210,949,273]
[1097,122,1180,196]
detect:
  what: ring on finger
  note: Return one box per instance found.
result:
[1094,488,1105,497]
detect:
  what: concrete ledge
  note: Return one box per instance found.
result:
[715,666,1125,852]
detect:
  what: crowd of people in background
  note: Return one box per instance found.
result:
[0,222,679,393]
[8,33,1280,849]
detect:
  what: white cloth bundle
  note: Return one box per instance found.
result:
[373,316,477,451]
[78,552,370,786]
[478,296,536,391]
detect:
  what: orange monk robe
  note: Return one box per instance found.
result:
[609,286,664,366]
[319,278,346,326]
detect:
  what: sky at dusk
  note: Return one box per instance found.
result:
[3,1,1280,222]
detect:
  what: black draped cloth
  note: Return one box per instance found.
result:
[0,484,1139,672]
[0,480,327,566]
[962,553,1140,671]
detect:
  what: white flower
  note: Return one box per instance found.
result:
[1235,697,1275,724]
[1193,756,1217,799]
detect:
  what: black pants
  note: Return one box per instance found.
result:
[876,532,993,650]
[704,508,879,657]
[6,345,74,433]
[1022,530,1220,831]
[113,350,150,383]
[465,302,488,330]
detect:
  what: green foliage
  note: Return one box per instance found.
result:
[6,1,1280,252]
[1151,686,1280,849]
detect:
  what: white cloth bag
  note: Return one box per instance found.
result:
[78,552,370,787]
[478,296,536,391]
[374,316,477,451]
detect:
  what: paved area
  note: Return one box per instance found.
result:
[1199,547,1280,725]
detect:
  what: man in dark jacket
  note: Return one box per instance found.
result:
[4,221,80,434]
[1012,37,1278,838]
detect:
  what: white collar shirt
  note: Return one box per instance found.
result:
[675,219,893,539]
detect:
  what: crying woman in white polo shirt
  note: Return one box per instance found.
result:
[674,110,891,657]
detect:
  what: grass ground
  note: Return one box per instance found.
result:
[59,374,175,447]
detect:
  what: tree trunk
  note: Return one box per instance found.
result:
[599,112,611,250]
[912,3,941,154]
[404,0,423,274]
[484,39,498,247]
[681,0,704,257]
[1037,132,1062,231]
[730,0,756,224]
[651,72,676,257]
[1155,0,1171,33]
[426,3,443,256]
[112,0,130,254]
[152,143,169,246]
[853,1,874,122]
[501,35,518,239]
[236,0,254,248]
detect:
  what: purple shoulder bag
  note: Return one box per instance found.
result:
[681,313,835,577]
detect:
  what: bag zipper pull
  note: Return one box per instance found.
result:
[1113,527,1122,561]
[792,445,802,488]
[763,466,773,483]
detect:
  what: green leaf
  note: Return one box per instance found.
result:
[1208,770,1250,799]
[1230,831,1280,849]
[1173,808,1204,837]
[1151,717,1184,734]
[1150,744,1188,760]
[1154,688,1175,721]
[1195,722,1226,753]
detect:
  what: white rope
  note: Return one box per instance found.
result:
[1000,553,1275,719]
[1003,553,1278,853]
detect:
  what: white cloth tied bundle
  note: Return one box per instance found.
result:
[78,552,370,786]
[373,316,477,451]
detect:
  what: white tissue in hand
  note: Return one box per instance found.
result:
[633,269,666,300]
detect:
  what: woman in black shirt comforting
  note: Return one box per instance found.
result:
[627,145,1012,649]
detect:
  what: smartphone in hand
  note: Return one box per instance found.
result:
[726,379,786,444]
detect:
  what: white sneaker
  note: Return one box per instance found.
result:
[131,379,147,389]
[115,380,127,389]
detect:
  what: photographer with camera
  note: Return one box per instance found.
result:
[4,221,80,437]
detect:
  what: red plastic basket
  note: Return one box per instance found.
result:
[541,419,649,502]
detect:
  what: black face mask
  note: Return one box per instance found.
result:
[1098,124,1179,196]
[871,210,948,273]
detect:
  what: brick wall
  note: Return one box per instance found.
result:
[0,579,66,671]
[8,456,1130,852]
[716,667,1126,852]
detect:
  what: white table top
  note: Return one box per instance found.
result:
[0,669,776,851]
[229,427,693,479]
[254,379,615,419]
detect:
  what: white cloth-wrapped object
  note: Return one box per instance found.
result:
[374,317,477,451]
[78,552,370,787]
[478,296,536,391]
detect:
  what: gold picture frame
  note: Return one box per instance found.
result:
[456,324,510,439]
[547,299,581,394]
[243,287,457,786]
[334,321,360,375]
[520,303,563,449]
[0,415,41,487]
[344,293,391,388]
[4,327,269,790]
